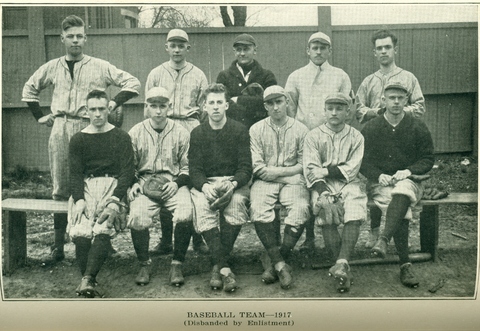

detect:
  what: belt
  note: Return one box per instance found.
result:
[55,113,90,121]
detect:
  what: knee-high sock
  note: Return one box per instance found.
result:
[370,206,382,231]
[273,209,282,246]
[173,222,193,263]
[322,224,342,261]
[160,208,173,245]
[84,234,110,279]
[338,221,361,261]
[280,224,305,260]
[254,222,284,265]
[202,227,228,269]
[54,213,68,251]
[304,215,315,241]
[220,217,242,257]
[382,195,411,241]
[393,219,410,265]
[131,228,150,262]
[74,237,91,275]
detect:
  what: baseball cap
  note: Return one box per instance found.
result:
[145,87,170,103]
[384,82,409,94]
[325,92,350,105]
[233,33,256,47]
[166,29,189,42]
[263,85,287,102]
[308,31,331,45]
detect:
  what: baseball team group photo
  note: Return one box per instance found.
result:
[1,5,478,300]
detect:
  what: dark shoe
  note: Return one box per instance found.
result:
[209,265,223,290]
[153,241,173,255]
[193,241,209,255]
[260,252,278,284]
[329,262,353,293]
[222,272,238,292]
[76,276,101,298]
[400,263,419,288]
[135,260,152,286]
[277,264,293,290]
[371,237,388,258]
[41,246,65,266]
[365,227,380,249]
[169,264,185,287]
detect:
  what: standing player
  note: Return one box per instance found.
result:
[285,31,352,251]
[303,93,367,293]
[361,82,434,288]
[189,83,252,292]
[355,29,426,248]
[22,15,140,264]
[127,87,195,287]
[145,28,208,255]
[69,90,135,298]
[250,86,310,289]
[216,33,277,129]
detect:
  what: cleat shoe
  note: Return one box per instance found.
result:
[371,237,388,258]
[169,264,185,287]
[260,251,278,284]
[400,263,419,288]
[365,227,380,249]
[135,260,152,286]
[193,241,209,255]
[329,262,353,293]
[222,272,238,292]
[153,241,173,255]
[41,246,65,266]
[209,265,223,290]
[76,276,101,298]
[277,264,293,290]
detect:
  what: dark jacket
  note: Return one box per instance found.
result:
[216,60,277,128]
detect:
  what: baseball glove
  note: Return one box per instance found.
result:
[422,186,449,200]
[210,181,235,211]
[108,106,124,128]
[314,192,344,226]
[143,175,171,204]
[241,83,264,97]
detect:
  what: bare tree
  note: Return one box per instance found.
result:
[219,6,247,26]
[138,6,216,28]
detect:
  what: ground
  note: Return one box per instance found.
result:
[1,156,478,299]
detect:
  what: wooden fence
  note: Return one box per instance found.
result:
[2,23,478,171]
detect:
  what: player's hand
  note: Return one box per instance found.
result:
[307,166,328,183]
[393,169,412,182]
[128,183,142,201]
[202,183,217,203]
[97,204,120,231]
[378,174,394,186]
[257,167,280,181]
[72,199,86,226]
[160,181,179,201]
[108,100,118,111]
[38,114,55,127]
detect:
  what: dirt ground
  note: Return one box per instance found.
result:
[1,204,477,300]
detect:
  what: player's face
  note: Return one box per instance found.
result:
[61,26,86,58]
[87,97,109,129]
[307,41,331,66]
[374,37,397,66]
[234,44,256,66]
[264,96,288,122]
[146,100,170,123]
[204,92,229,123]
[324,103,349,127]
[383,89,408,116]
[165,40,190,63]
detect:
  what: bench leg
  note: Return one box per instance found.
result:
[419,205,439,262]
[3,211,27,275]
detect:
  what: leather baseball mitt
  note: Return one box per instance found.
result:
[143,175,171,203]
[108,106,124,128]
[210,181,235,211]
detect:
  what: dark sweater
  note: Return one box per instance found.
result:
[69,127,135,202]
[189,118,252,191]
[360,112,434,182]
[216,60,277,128]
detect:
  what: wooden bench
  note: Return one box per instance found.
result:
[2,193,478,275]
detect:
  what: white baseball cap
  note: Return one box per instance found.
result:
[308,31,331,45]
[166,29,189,42]
[145,87,170,103]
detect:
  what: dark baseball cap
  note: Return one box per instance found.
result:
[384,82,408,94]
[233,33,256,46]
[325,92,350,106]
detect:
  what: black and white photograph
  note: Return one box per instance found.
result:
[1,3,478,330]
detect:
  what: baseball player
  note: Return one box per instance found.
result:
[189,83,252,292]
[250,86,310,289]
[22,15,140,265]
[127,87,195,287]
[216,33,277,129]
[69,90,135,298]
[303,93,367,293]
[145,28,208,255]
[361,82,434,288]
[355,29,426,249]
[285,31,352,252]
